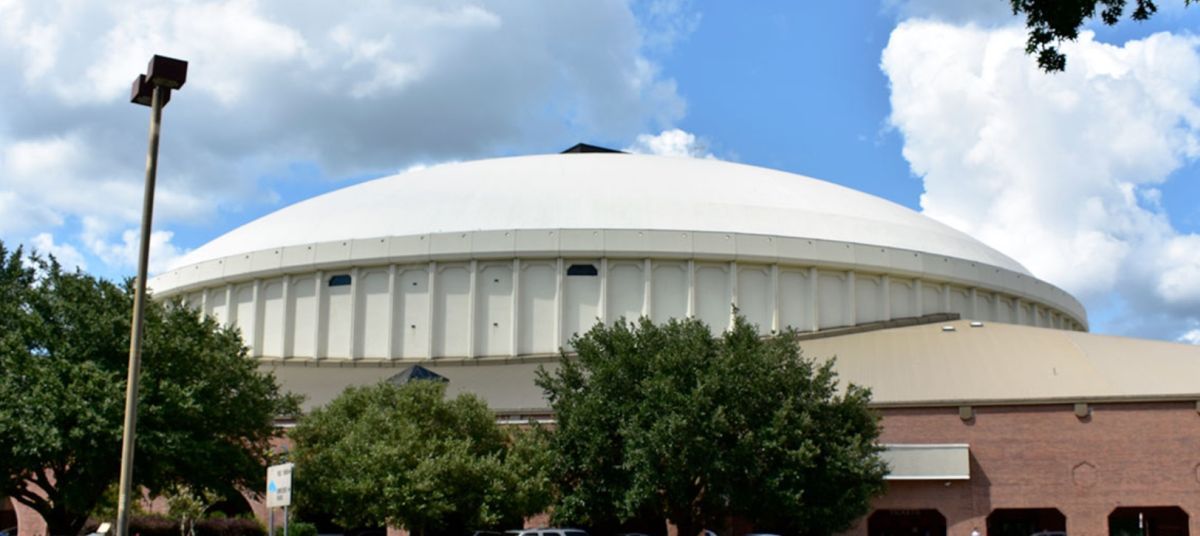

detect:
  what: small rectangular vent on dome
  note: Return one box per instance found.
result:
[328,274,352,287]
[566,264,599,276]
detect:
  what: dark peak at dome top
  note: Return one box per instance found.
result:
[561,142,625,154]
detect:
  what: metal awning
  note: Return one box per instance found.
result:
[881,444,970,480]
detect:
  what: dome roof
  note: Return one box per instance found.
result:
[174,153,1030,275]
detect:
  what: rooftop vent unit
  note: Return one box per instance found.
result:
[561,142,624,154]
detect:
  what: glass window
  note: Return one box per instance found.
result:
[566,264,598,276]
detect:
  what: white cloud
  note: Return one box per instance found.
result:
[882,21,1200,339]
[626,128,713,158]
[0,133,206,236]
[0,0,689,278]
[82,217,189,275]
[1180,327,1200,345]
[634,0,702,53]
[30,232,86,271]
[397,159,459,176]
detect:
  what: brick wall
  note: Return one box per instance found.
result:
[841,401,1200,536]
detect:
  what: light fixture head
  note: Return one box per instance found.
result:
[130,74,152,106]
[146,54,188,89]
[130,74,171,107]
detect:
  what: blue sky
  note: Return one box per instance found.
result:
[1,0,1199,343]
[654,2,917,205]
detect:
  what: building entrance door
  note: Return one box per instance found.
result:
[1110,507,1189,536]
[988,508,1066,536]
[868,509,947,536]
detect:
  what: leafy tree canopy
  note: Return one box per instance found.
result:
[1012,0,1193,71]
[0,242,301,535]
[290,380,551,536]
[536,316,887,536]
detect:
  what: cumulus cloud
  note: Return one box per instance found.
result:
[30,232,87,271]
[0,0,689,276]
[882,20,1200,339]
[626,128,714,158]
[633,0,702,53]
[81,216,189,275]
[1180,327,1200,345]
[0,132,209,239]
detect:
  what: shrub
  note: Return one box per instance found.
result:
[196,517,266,536]
[285,521,318,536]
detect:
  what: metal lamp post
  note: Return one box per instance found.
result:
[117,54,188,536]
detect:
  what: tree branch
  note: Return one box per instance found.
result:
[28,468,55,498]
[10,485,52,515]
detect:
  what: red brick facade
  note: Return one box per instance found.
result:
[843,401,1200,536]
[8,401,1197,536]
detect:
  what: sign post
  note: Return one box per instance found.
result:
[266,463,293,536]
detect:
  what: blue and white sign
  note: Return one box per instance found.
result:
[266,463,293,508]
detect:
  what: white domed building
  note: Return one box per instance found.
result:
[152,147,1085,373]
[149,146,1200,536]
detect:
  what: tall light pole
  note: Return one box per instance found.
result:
[117,54,188,536]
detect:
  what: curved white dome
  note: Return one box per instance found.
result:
[177,153,1029,274]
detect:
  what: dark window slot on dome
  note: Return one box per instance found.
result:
[328,274,352,287]
[566,264,599,276]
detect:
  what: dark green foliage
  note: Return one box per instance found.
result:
[537,316,887,536]
[1011,0,1193,71]
[84,516,265,536]
[285,521,318,536]
[290,381,551,536]
[0,241,301,535]
[191,518,267,536]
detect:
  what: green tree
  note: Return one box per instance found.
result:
[290,380,550,536]
[536,316,887,536]
[1011,0,1194,71]
[0,242,301,535]
[165,484,222,536]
